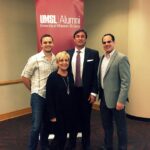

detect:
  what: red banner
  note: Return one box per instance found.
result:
[35,0,84,53]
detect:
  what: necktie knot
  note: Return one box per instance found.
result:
[77,50,81,54]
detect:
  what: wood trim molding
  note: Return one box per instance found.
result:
[0,107,31,121]
[0,79,23,86]
[0,104,99,122]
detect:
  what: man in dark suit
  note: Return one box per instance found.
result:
[66,29,100,150]
[98,33,131,150]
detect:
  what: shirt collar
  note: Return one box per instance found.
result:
[37,50,55,60]
[105,49,115,58]
[39,50,45,57]
[75,47,85,53]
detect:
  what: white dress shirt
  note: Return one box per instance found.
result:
[101,50,115,89]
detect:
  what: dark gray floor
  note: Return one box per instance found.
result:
[0,110,149,150]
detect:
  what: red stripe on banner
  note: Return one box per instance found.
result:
[35,0,84,53]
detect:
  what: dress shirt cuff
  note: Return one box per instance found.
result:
[90,92,97,97]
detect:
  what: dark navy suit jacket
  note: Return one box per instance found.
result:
[67,48,100,99]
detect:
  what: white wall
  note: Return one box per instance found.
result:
[85,0,129,55]
[126,0,150,118]
[0,0,36,114]
[1,0,150,118]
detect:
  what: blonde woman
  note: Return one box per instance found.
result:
[46,51,75,150]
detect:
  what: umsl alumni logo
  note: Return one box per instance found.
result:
[40,15,57,24]
[40,15,80,25]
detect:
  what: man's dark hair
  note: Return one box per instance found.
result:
[40,34,53,44]
[102,33,115,43]
[73,29,88,39]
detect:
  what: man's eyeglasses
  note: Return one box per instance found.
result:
[43,41,52,44]
[102,40,112,44]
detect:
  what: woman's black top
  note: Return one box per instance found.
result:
[46,71,75,119]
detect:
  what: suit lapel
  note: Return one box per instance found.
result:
[69,49,75,59]
[104,51,117,77]
[98,55,104,85]
[68,49,75,74]
[83,48,88,67]
[82,48,88,78]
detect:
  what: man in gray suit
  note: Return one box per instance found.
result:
[99,33,131,150]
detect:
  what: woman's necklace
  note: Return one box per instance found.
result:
[62,77,70,95]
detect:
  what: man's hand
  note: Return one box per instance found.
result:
[116,102,125,110]
[88,95,96,104]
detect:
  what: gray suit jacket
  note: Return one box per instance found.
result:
[99,51,131,108]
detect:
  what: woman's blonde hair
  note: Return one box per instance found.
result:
[56,51,70,62]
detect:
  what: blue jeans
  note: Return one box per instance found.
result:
[28,93,48,150]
